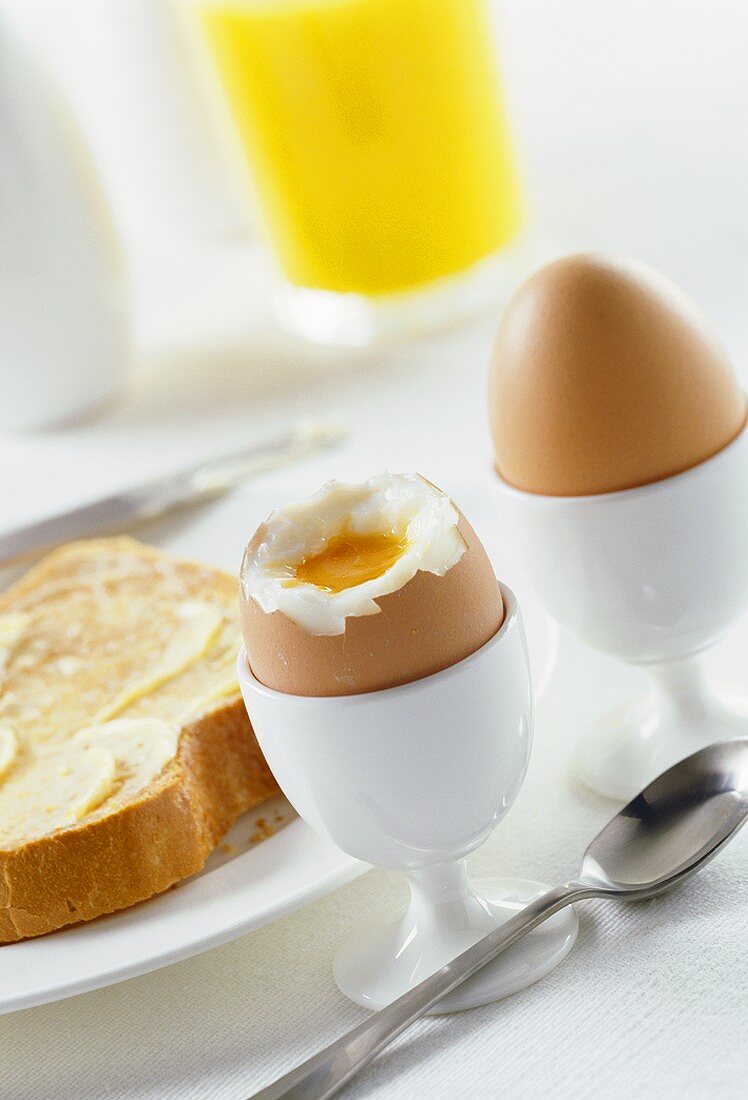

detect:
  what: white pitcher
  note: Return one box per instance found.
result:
[0,13,129,429]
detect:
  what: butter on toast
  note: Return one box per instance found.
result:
[0,537,278,942]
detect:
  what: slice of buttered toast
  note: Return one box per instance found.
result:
[0,537,278,943]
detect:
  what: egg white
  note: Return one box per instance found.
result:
[241,472,466,634]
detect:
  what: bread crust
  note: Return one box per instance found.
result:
[0,696,278,942]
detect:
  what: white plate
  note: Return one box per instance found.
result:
[0,798,363,1016]
[0,485,555,1016]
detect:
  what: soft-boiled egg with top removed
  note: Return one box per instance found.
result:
[240,472,503,696]
[489,254,747,497]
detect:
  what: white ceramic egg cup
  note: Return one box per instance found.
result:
[237,584,577,1013]
[495,425,748,802]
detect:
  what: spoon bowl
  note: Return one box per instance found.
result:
[580,738,748,894]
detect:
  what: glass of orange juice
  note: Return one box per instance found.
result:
[189,0,525,344]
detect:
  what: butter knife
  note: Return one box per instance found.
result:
[0,420,346,566]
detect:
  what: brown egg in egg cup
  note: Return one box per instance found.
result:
[489,253,748,800]
[237,472,578,1012]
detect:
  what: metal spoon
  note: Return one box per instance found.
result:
[252,738,748,1100]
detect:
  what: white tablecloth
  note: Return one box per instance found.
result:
[1,1,747,1095]
[1,636,745,1100]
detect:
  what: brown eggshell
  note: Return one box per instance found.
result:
[240,512,504,697]
[489,253,747,496]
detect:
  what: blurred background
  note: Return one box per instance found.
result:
[2,0,747,533]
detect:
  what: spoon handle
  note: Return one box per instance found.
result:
[251,881,589,1100]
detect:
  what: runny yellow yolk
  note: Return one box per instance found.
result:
[288,529,409,593]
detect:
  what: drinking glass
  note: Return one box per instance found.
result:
[187,0,526,345]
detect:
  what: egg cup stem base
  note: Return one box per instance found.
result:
[333,865,578,1014]
[575,653,748,801]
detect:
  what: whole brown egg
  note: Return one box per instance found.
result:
[489,254,746,496]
